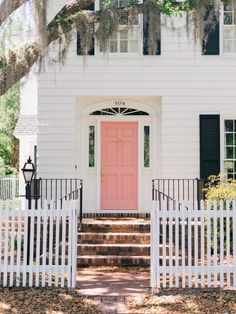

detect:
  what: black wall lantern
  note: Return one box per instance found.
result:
[22,156,35,207]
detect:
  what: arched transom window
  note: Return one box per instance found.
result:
[90,107,149,116]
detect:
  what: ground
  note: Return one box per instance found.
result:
[0,268,235,314]
[128,289,236,314]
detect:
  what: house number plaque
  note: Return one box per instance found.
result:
[114,101,125,106]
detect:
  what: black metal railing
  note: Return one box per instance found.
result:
[152,178,205,209]
[58,180,83,227]
[31,178,83,225]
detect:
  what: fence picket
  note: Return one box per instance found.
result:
[35,203,41,287]
[0,201,3,285]
[194,201,198,288]
[10,201,16,287]
[181,205,186,288]
[233,200,236,288]
[61,202,66,288]
[3,201,9,287]
[55,206,60,288]
[42,201,48,287]
[188,201,192,288]
[220,200,224,288]
[29,201,35,287]
[175,202,179,287]
[200,200,205,288]
[22,201,28,287]
[162,201,167,288]
[169,201,173,288]
[48,201,54,287]
[213,200,218,288]
[226,200,231,287]
[207,201,211,288]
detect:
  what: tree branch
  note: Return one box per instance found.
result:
[0,0,96,96]
[0,0,29,27]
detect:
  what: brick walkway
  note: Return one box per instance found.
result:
[76,268,150,314]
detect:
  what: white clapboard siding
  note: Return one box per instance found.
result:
[0,199,78,289]
[151,199,236,292]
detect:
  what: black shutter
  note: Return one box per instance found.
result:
[143,2,161,55]
[77,3,95,55]
[200,115,220,180]
[202,6,220,55]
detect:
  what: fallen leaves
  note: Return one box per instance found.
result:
[128,289,236,314]
[0,288,101,314]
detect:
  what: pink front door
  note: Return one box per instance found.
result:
[101,122,138,210]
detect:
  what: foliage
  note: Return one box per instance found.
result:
[204,174,236,201]
[204,174,235,254]
[0,84,19,175]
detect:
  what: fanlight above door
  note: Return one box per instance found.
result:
[90,107,149,116]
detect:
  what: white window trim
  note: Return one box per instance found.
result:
[94,0,143,56]
[220,1,236,56]
[221,116,236,177]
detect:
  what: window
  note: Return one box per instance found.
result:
[224,120,236,178]
[223,0,236,53]
[89,126,95,167]
[97,0,141,54]
[144,126,150,168]
[90,107,149,116]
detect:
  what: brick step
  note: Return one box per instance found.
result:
[77,244,150,256]
[76,255,185,267]
[77,255,150,267]
[77,232,150,244]
[81,219,150,233]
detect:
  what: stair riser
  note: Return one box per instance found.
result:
[77,257,150,267]
[77,246,150,256]
[81,224,150,233]
[78,234,150,244]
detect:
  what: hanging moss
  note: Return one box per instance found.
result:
[8,0,229,61]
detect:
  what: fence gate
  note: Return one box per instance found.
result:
[0,200,78,288]
[151,199,236,293]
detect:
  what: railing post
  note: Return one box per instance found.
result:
[152,180,155,201]
[80,180,83,226]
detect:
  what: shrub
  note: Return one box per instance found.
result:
[204,174,235,254]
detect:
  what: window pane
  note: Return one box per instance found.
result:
[226,146,233,159]
[120,29,128,39]
[89,126,95,167]
[144,126,150,167]
[223,28,231,39]
[130,40,138,52]
[225,161,234,173]
[120,41,128,52]
[110,40,118,52]
[224,12,233,25]
[226,133,233,145]
[225,120,233,132]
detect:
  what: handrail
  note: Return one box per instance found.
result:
[153,188,189,211]
[36,178,83,228]
[152,178,205,210]
[58,179,83,228]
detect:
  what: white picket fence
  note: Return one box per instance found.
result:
[0,200,78,288]
[0,176,19,200]
[151,199,236,293]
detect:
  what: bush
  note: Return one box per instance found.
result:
[204,174,234,254]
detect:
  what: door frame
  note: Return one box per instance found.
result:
[79,100,159,213]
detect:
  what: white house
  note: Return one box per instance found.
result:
[14,0,236,214]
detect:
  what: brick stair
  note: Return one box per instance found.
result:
[77,218,151,267]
